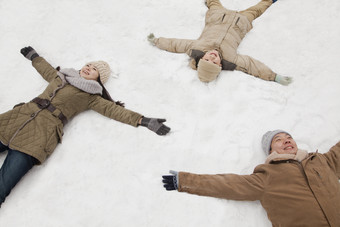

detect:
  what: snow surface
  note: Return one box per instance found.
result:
[0,0,340,226]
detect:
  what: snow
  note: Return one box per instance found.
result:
[0,0,339,226]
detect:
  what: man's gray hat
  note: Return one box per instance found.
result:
[262,130,290,155]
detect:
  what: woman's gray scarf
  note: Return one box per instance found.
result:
[59,68,103,95]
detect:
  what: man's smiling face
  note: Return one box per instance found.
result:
[270,133,298,155]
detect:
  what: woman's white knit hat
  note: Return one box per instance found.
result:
[262,130,290,155]
[87,60,111,84]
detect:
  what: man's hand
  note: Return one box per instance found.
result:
[162,170,178,191]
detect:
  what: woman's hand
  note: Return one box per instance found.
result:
[140,117,170,136]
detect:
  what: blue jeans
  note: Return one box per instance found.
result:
[0,142,36,206]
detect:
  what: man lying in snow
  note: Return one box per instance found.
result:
[162,130,340,226]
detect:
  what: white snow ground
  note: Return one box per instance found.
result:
[0,0,339,226]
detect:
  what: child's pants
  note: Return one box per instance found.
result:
[0,142,36,206]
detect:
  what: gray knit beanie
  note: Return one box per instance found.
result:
[261,130,290,155]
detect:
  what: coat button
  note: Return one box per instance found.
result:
[31,113,36,117]
[49,93,53,97]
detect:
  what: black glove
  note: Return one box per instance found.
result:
[162,172,178,191]
[140,117,170,136]
[20,46,39,60]
[162,170,178,191]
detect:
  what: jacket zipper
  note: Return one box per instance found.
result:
[295,162,311,186]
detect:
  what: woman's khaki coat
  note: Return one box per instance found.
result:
[0,57,142,164]
[178,141,340,227]
[155,0,276,82]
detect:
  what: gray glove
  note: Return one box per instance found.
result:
[20,46,39,61]
[275,74,293,86]
[140,117,170,136]
[147,33,156,45]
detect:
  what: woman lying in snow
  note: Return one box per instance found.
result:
[0,46,170,207]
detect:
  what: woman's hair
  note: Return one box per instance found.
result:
[97,77,125,107]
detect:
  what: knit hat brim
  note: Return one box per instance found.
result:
[261,130,291,155]
[197,60,222,82]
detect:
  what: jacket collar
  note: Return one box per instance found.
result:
[190,49,236,71]
[265,149,309,164]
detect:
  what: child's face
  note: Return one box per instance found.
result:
[202,49,222,66]
[80,64,99,81]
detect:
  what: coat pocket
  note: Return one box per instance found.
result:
[45,125,62,155]
[233,17,247,40]
[313,167,339,196]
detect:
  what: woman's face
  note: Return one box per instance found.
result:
[202,49,222,66]
[80,64,99,81]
